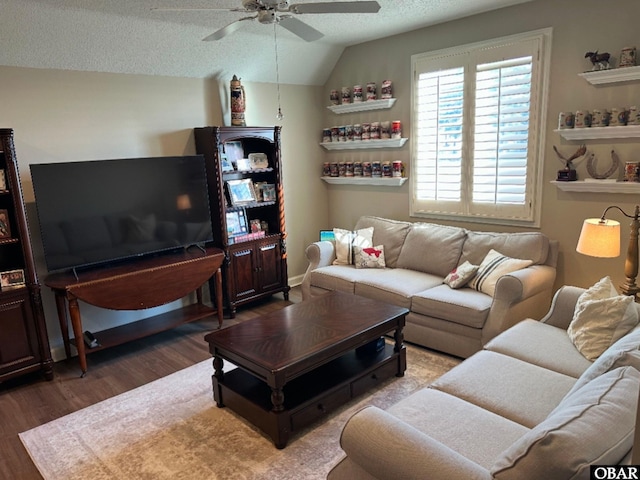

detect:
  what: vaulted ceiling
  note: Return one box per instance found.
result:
[1,0,534,85]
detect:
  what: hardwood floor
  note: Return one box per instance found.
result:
[0,288,300,480]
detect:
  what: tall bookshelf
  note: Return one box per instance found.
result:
[0,128,53,382]
[194,126,289,317]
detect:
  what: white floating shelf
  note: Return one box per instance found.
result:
[320,138,408,150]
[578,65,640,85]
[554,126,640,140]
[322,176,408,186]
[326,98,396,114]
[551,180,640,194]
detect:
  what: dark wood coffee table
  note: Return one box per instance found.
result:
[204,291,408,448]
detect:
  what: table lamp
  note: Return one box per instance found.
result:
[576,205,640,298]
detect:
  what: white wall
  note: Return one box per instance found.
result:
[321,0,640,293]
[0,66,327,359]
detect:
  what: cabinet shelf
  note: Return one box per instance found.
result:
[320,138,408,150]
[554,125,640,140]
[578,66,640,85]
[551,180,640,193]
[326,98,396,114]
[321,176,408,186]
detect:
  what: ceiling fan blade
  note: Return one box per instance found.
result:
[289,1,380,14]
[278,16,324,42]
[151,7,247,12]
[202,16,256,41]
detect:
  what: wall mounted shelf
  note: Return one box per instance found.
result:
[578,65,640,85]
[551,180,640,194]
[322,176,408,186]
[326,98,396,114]
[554,125,640,140]
[320,138,408,150]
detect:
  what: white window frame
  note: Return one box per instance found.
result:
[410,28,552,227]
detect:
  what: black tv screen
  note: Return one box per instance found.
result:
[30,155,214,273]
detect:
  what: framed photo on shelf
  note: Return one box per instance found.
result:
[220,153,234,172]
[235,158,251,172]
[227,179,257,205]
[0,269,25,289]
[0,209,10,239]
[261,183,276,202]
[224,141,244,165]
[225,209,248,236]
[248,153,269,170]
[0,169,6,190]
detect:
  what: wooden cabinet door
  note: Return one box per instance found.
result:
[0,290,40,375]
[256,239,282,293]
[227,244,259,303]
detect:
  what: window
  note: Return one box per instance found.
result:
[411,29,552,226]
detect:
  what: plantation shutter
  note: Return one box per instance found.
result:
[411,31,550,225]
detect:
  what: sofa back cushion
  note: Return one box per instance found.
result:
[396,223,467,277]
[563,326,640,398]
[460,231,549,266]
[491,366,639,480]
[354,216,412,268]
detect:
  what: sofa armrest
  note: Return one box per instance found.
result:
[334,406,491,480]
[539,285,585,329]
[482,264,557,343]
[301,241,336,299]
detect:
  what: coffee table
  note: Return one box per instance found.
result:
[204,291,408,448]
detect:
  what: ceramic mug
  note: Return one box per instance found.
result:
[575,110,591,128]
[591,109,610,127]
[558,112,575,129]
[610,108,628,126]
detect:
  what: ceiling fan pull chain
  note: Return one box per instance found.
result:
[274,23,284,120]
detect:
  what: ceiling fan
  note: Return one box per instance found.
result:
[152,0,381,42]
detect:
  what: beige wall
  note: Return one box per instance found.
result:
[322,0,640,293]
[0,66,326,358]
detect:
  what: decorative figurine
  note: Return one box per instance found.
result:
[230,75,246,127]
[586,149,620,180]
[554,144,586,181]
[584,51,611,70]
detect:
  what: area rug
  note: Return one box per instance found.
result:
[20,344,459,480]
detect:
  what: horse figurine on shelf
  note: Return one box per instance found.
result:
[585,51,611,70]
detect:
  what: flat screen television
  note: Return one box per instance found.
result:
[30,155,214,273]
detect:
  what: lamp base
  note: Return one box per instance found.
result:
[620,282,640,301]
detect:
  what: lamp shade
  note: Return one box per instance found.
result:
[576,218,621,258]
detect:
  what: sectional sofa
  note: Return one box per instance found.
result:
[327,285,640,479]
[302,216,558,358]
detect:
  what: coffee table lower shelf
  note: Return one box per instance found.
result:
[213,343,405,448]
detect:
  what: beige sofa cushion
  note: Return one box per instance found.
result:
[492,366,639,479]
[396,223,466,277]
[411,285,491,329]
[484,319,592,378]
[387,388,529,471]
[355,269,442,309]
[460,231,549,266]
[354,216,411,268]
[431,350,576,428]
[309,265,390,294]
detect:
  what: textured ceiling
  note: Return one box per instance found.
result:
[0,0,534,85]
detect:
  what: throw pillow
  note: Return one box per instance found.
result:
[443,261,478,289]
[333,227,374,265]
[567,276,639,361]
[469,249,532,297]
[354,245,386,269]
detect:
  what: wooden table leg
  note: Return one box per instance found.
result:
[215,268,223,328]
[53,291,71,360]
[67,295,88,376]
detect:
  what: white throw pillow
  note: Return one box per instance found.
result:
[332,227,374,265]
[353,245,386,269]
[469,249,532,297]
[443,261,478,289]
[567,276,639,360]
